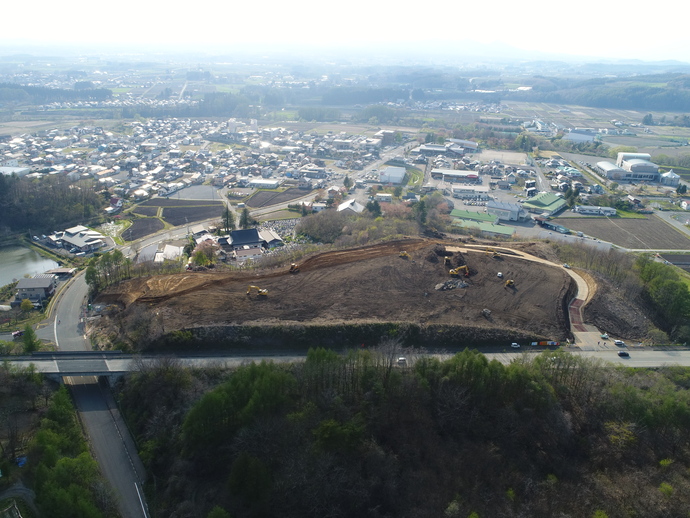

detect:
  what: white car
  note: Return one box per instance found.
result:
[511,343,521,348]
[614,340,625,346]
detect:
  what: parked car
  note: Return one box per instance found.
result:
[397,357,407,366]
[614,340,625,346]
[618,351,629,357]
[511,343,521,348]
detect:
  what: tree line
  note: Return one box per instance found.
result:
[117,346,690,518]
[0,174,105,234]
[636,254,690,341]
[0,83,112,104]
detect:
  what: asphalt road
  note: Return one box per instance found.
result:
[54,274,90,351]
[69,376,148,518]
[37,272,150,518]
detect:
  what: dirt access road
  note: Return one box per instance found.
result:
[96,239,575,343]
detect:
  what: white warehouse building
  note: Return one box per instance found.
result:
[573,205,617,216]
[379,166,406,184]
[486,200,528,221]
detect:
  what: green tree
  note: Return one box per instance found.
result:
[343,175,353,190]
[366,199,382,217]
[192,250,210,267]
[207,506,232,518]
[394,186,403,198]
[642,113,654,125]
[22,324,41,353]
[222,205,236,233]
[228,452,272,510]
[240,208,252,229]
[20,297,34,314]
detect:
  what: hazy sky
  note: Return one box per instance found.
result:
[3,0,688,63]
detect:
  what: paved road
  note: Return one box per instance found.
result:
[69,376,148,518]
[54,274,90,351]
[36,272,149,518]
[9,349,690,374]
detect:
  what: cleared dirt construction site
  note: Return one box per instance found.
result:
[95,240,574,349]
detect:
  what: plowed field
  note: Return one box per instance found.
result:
[96,240,573,340]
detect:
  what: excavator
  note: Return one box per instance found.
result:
[289,263,300,273]
[449,265,470,277]
[504,279,515,288]
[399,251,411,259]
[485,248,501,258]
[247,285,269,296]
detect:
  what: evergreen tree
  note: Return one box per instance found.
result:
[22,324,41,353]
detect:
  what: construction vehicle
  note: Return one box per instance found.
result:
[485,248,501,258]
[450,265,470,277]
[289,263,300,274]
[504,279,514,288]
[399,251,410,259]
[246,285,269,296]
[444,256,451,266]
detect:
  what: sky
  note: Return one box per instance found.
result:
[2,0,689,63]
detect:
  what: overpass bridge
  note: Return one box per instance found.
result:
[2,351,304,383]
[5,348,690,384]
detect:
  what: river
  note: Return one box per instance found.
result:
[0,245,59,288]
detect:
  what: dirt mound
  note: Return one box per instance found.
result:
[95,240,573,342]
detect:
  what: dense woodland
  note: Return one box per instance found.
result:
[0,82,112,103]
[0,366,115,518]
[0,174,105,234]
[118,348,690,518]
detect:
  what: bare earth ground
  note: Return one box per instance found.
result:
[95,240,573,341]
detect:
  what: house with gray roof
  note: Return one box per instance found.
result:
[14,275,57,305]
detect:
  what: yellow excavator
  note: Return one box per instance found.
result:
[289,263,300,273]
[399,251,411,259]
[504,279,514,288]
[247,285,269,296]
[450,265,470,277]
[486,248,501,258]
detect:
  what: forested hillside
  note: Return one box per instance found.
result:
[118,348,690,518]
[0,174,104,233]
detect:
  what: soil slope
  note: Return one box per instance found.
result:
[96,240,573,340]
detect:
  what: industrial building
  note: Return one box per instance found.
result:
[595,160,658,182]
[487,201,528,221]
[522,192,567,216]
[572,205,617,216]
[450,185,491,200]
[430,169,480,183]
[379,166,406,184]
[616,152,651,167]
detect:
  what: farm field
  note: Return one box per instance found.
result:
[139,198,224,208]
[122,218,165,241]
[132,206,159,217]
[558,216,690,249]
[246,188,309,208]
[162,205,223,226]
